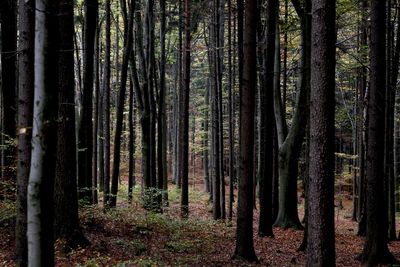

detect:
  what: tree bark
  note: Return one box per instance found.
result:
[233,0,258,260]
[103,0,112,207]
[16,0,35,265]
[78,0,98,203]
[55,0,88,248]
[0,0,17,181]
[27,0,59,264]
[158,0,168,206]
[307,0,336,265]
[273,0,310,229]
[180,0,191,218]
[110,0,134,208]
[358,0,396,264]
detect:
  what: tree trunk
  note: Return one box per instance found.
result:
[27,0,59,264]
[55,0,89,248]
[203,85,211,193]
[0,0,17,181]
[217,0,226,220]
[128,79,136,201]
[233,0,258,260]
[78,0,98,203]
[180,0,191,218]
[386,0,397,241]
[273,0,310,229]
[391,2,400,240]
[258,0,277,238]
[110,0,134,208]
[16,0,35,265]
[103,0,111,207]
[356,0,368,236]
[158,0,167,206]
[307,0,336,265]
[227,0,234,221]
[358,0,396,264]
[92,21,100,205]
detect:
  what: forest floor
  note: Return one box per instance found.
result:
[1,176,400,266]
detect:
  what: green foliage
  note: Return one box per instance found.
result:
[0,200,15,224]
[165,239,200,253]
[132,257,161,267]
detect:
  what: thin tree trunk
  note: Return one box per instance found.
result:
[0,0,17,181]
[103,0,111,207]
[128,78,136,201]
[227,0,234,221]
[181,0,191,218]
[158,0,167,206]
[203,85,211,193]
[92,22,100,205]
[16,0,35,265]
[110,0,134,207]
[78,0,98,203]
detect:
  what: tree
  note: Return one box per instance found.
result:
[27,0,59,264]
[78,0,98,203]
[103,0,111,206]
[128,79,137,201]
[233,0,258,260]
[54,0,88,248]
[158,0,169,205]
[227,0,235,221]
[273,0,311,229]
[307,0,336,264]
[0,0,17,181]
[358,0,396,264]
[110,0,135,208]
[258,0,277,238]
[181,0,191,218]
[209,13,221,219]
[15,0,35,265]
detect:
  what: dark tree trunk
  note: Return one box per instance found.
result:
[103,0,111,207]
[272,21,280,224]
[391,2,400,240]
[110,0,134,208]
[233,0,258,260]
[258,0,277,238]
[55,0,88,248]
[92,22,100,205]
[273,0,310,230]
[15,0,35,265]
[358,0,396,264]
[227,0,234,221]
[203,85,211,193]
[208,4,222,219]
[98,90,105,193]
[175,0,184,188]
[158,0,167,206]
[180,0,191,218]
[385,0,397,241]
[215,0,226,220]
[356,0,368,236]
[78,0,98,203]
[128,79,136,201]
[0,0,17,181]
[307,0,336,265]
